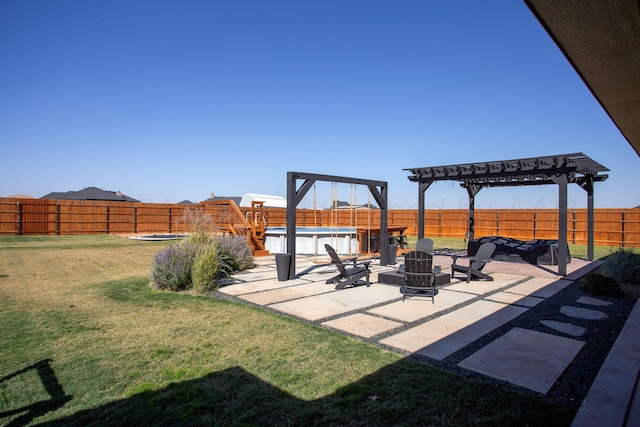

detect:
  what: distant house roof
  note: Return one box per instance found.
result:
[202,196,242,205]
[177,200,195,205]
[41,187,140,202]
[328,200,379,210]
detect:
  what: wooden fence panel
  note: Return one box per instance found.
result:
[571,210,588,245]
[0,198,19,234]
[623,209,640,247]
[436,210,468,238]
[594,209,623,247]
[498,209,535,241]
[107,203,135,234]
[20,199,56,235]
[422,210,440,237]
[475,209,498,238]
[58,200,107,234]
[621,209,640,247]
[0,198,638,248]
[532,210,559,240]
[136,204,171,234]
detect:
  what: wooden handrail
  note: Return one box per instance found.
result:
[204,200,265,253]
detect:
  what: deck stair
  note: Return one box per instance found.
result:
[206,200,270,256]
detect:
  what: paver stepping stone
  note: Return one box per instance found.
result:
[506,278,572,298]
[561,305,609,320]
[576,296,613,307]
[231,270,288,281]
[540,320,586,337]
[379,300,527,360]
[269,283,401,321]
[367,289,476,323]
[458,327,585,394]
[485,292,545,307]
[322,313,403,338]
[218,277,310,296]
[243,264,276,272]
[239,282,332,305]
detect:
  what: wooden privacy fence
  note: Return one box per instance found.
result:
[1,198,639,248]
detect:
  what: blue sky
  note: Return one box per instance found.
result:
[1,1,638,209]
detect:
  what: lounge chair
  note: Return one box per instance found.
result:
[451,242,496,283]
[400,250,437,303]
[415,238,434,253]
[324,244,371,290]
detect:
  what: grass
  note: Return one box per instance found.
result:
[0,235,577,426]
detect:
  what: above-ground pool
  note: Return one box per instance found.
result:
[264,227,358,255]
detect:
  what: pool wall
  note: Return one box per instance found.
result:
[264,227,358,255]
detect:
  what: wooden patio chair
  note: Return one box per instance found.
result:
[400,250,437,303]
[324,244,371,290]
[451,242,496,283]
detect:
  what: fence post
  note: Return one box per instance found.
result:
[105,205,110,234]
[571,210,576,244]
[133,205,137,234]
[16,202,22,235]
[168,207,172,233]
[533,210,537,239]
[622,210,626,247]
[56,203,60,235]
[496,210,499,235]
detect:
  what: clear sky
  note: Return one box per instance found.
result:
[1,1,638,210]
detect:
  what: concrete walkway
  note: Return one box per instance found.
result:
[219,252,638,422]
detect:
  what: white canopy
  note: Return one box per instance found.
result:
[239,193,287,208]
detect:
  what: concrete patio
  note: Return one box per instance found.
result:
[219,252,640,425]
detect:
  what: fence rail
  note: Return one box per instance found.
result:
[1,198,639,248]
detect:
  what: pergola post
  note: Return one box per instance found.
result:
[551,174,569,276]
[465,184,482,242]
[417,181,432,239]
[579,176,596,260]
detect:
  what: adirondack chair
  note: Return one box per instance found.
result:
[415,238,434,254]
[400,250,438,303]
[324,244,371,290]
[451,242,496,283]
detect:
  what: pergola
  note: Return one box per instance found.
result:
[405,152,609,275]
[286,171,389,280]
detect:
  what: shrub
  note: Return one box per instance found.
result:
[600,247,640,285]
[192,243,221,293]
[213,235,254,272]
[150,235,254,292]
[150,241,201,291]
[580,272,622,296]
[180,207,216,243]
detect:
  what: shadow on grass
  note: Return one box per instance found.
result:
[21,361,573,427]
[0,359,72,427]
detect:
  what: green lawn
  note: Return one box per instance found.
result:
[0,235,576,426]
